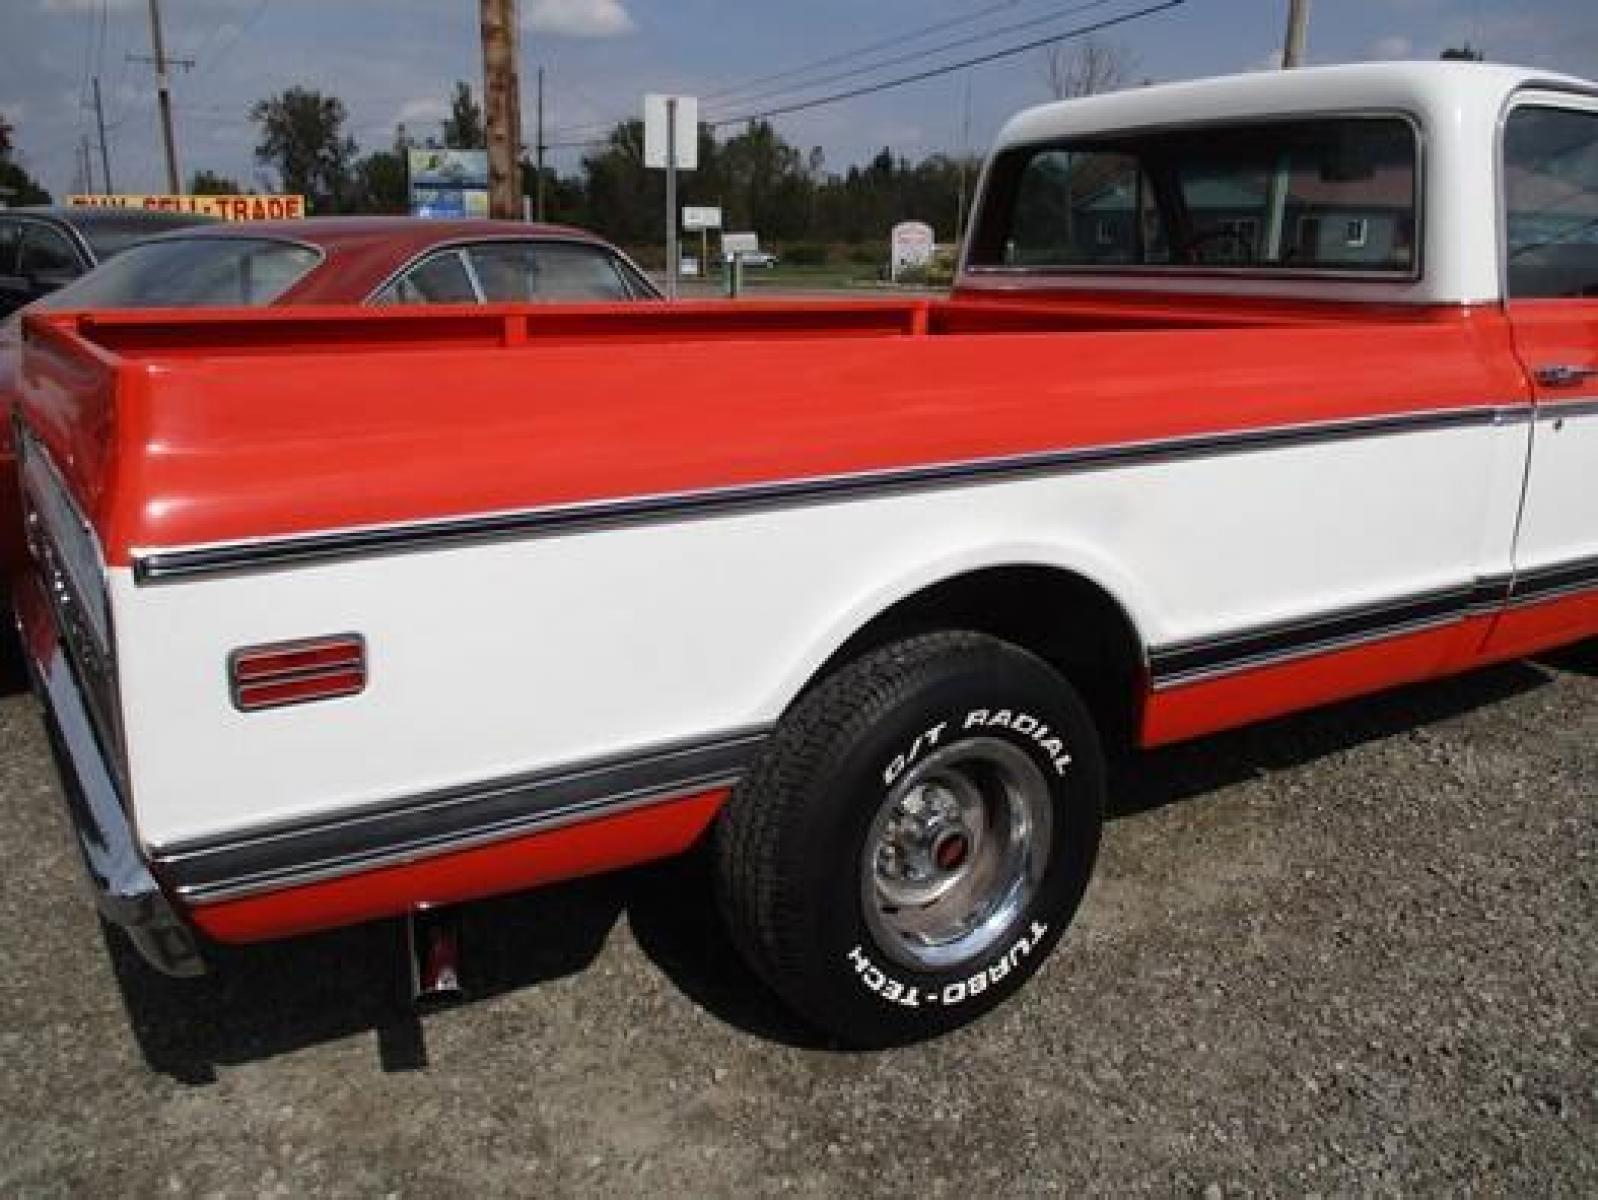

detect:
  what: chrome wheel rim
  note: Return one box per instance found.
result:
[861,737,1053,972]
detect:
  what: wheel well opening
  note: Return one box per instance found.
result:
[813,566,1147,750]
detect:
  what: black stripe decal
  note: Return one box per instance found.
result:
[1149,584,1474,687]
[1150,559,1598,688]
[1470,573,1515,613]
[1509,554,1598,605]
[158,727,770,904]
[133,404,1519,584]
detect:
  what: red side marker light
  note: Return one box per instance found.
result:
[229,634,367,712]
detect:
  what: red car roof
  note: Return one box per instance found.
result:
[155,217,621,305]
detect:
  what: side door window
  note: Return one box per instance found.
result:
[0,220,24,313]
[0,220,22,278]
[465,241,632,302]
[371,250,480,305]
[19,224,85,293]
[1505,106,1598,299]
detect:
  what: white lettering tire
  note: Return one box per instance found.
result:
[713,632,1104,1046]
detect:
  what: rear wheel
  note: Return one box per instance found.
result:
[714,631,1104,1046]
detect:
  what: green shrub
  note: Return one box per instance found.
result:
[782,243,830,266]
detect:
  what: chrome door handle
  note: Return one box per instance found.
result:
[1534,363,1598,387]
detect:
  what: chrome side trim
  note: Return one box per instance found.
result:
[133,403,1524,584]
[21,592,205,977]
[1536,396,1598,420]
[157,726,771,905]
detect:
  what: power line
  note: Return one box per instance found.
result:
[705,0,1122,118]
[186,0,269,90]
[701,0,1036,103]
[707,0,1184,129]
[547,0,1066,141]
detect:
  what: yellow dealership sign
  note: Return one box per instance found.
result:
[68,194,307,221]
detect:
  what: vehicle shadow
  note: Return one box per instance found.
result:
[1536,636,1598,677]
[104,657,1559,1081]
[1107,659,1550,820]
[105,874,635,1084]
[0,617,27,697]
[107,854,821,1084]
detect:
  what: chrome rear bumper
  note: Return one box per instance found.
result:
[15,572,206,977]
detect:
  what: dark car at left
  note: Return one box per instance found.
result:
[0,207,216,318]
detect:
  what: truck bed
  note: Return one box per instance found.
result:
[22,295,1511,570]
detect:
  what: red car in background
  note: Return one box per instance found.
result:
[1,218,660,581]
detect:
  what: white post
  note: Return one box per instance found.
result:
[666,96,679,300]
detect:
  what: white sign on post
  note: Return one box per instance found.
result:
[682,205,722,231]
[643,94,699,170]
[890,220,936,281]
[645,93,699,300]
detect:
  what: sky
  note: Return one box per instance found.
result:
[2,0,1596,199]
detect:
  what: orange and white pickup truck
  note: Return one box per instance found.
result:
[12,63,1598,1046]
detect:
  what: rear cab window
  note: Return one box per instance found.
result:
[34,237,321,310]
[969,116,1419,275]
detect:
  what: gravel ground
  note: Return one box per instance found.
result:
[0,631,1592,1197]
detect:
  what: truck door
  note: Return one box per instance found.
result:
[1495,95,1598,657]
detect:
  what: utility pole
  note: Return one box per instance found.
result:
[77,137,93,194]
[92,76,114,194]
[480,0,523,220]
[130,0,194,193]
[955,73,974,251]
[1281,0,1310,68]
[535,65,546,221]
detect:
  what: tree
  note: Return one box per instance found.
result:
[189,168,242,194]
[579,120,658,245]
[717,120,813,239]
[1041,37,1135,100]
[352,126,413,214]
[0,110,52,206]
[250,87,359,213]
[442,81,486,149]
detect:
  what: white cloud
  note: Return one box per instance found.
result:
[522,0,635,38]
[396,97,448,126]
[40,0,141,12]
[1367,34,1415,59]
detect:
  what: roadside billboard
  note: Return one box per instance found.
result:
[69,193,306,220]
[408,149,490,219]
